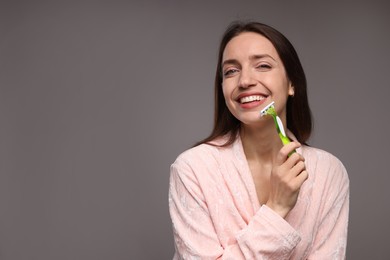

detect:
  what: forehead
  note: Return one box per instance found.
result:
[223,32,279,61]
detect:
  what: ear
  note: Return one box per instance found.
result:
[288,83,295,97]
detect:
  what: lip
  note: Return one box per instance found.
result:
[235,92,269,109]
[235,92,268,102]
[234,95,268,111]
[239,98,267,109]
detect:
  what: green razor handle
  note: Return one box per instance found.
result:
[260,101,296,155]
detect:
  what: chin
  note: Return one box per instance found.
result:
[236,111,261,122]
[238,117,262,127]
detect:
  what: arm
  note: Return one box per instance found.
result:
[169,157,302,259]
[308,156,350,259]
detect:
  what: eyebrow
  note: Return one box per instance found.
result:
[222,54,276,67]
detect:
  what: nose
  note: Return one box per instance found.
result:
[238,68,256,89]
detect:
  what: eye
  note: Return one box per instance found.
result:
[256,63,272,71]
[223,68,239,77]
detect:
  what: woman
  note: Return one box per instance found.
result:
[169,21,349,259]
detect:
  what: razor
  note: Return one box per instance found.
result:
[260,101,295,154]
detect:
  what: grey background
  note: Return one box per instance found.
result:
[1,1,389,259]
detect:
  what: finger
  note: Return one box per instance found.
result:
[295,170,309,186]
[289,170,309,191]
[276,141,301,165]
[291,160,306,176]
[285,151,305,169]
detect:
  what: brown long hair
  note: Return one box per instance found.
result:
[195,21,312,147]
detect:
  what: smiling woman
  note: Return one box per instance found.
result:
[221,32,294,129]
[168,21,349,259]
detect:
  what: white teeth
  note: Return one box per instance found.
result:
[239,95,265,104]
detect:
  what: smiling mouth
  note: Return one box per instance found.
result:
[239,95,267,104]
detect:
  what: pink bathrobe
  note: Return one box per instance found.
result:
[169,134,349,259]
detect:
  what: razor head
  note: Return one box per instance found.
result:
[260,101,276,117]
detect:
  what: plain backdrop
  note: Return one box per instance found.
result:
[1,1,389,259]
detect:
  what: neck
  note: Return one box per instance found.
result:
[240,120,283,165]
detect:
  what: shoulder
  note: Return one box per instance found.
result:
[169,142,231,194]
[301,145,349,185]
[170,135,236,183]
[301,145,342,163]
[172,142,224,172]
[172,136,231,169]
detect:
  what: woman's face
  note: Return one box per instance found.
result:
[221,32,294,126]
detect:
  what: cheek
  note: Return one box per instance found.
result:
[221,83,230,101]
[222,78,237,96]
[221,84,236,113]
